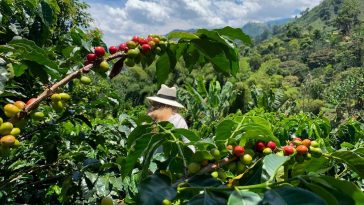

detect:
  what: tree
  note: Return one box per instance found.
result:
[0,0,91,46]
[334,0,361,35]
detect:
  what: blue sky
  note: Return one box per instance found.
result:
[83,0,322,46]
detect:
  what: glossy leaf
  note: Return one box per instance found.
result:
[156,48,176,84]
[227,190,261,205]
[261,154,290,182]
[309,176,364,205]
[331,150,364,178]
[261,186,326,205]
[214,26,252,45]
[138,174,177,205]
[168,31,199,40]
[172,128,199,142]
[215,119,237,142]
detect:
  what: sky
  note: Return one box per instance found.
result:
[83,0,323,46]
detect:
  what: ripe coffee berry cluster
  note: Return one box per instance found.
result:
[254,140,277,155]
[279,137,322,163]
[0,119,21,155]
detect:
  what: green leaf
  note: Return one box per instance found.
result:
[122,133,154,177]
[189,190,227,205]
[7,39,59,77]
[156,48,176,84]
[331,150,364,178]
[192,39,236,75]
[261,154,290,182]
[167,31,199,40]
[127,124,152,146]
[309,176,364,205]
[227,190,261,205]
[191,150,214,162]
[292,157,331,177]
[239,124,279,146]
[262,186,326,205]
[138,174,177,205]
[303,182,339,205]
[353,147,364,157]
[214,26,252,45]
[12,63,28,77]
[40,0,60,26]
[215,120,237,141]
[172,128,199,142]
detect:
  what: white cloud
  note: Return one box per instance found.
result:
[86,0,322,46]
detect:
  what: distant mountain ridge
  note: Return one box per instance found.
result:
[242,18,292,38]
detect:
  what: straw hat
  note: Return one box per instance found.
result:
[146,84,184,108]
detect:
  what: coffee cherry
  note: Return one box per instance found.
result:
[94,46,105,57]
[33,111,45,120]
[296,145,308,155]
[255,141,265,152]
[310,147,322,158]
[141,44,152,53]
[4,104,20,118]
[210,148,221,159]
[148,40,156,48]
[0,117,3,124]
[101,196,113,205]
[233,145,245,157]
[211,171,219,178]
[119,43,128,52]
[52,101,64,112]
[266,141,276,150]
[80,76,92,85]
[51,94,62,102]
[108,46,118,54]
[138,37,148,45]
[263,147,272,155]
[99,61,109,72]
[124,58,135,67]
[132,35,139,42]
[302,139,311,147]
[226,145,233,150]
[127,48,140,58]
[241,154,253,165]
[293,137,302,146]
[127,40,138,49]
[14,101,25,110]
[153,37,160,44]
[310,141,319,148]
[188,162,201,174]
[283,146,295,156]
[0,122,13,135]
[86,53,97,61]
[162,199,171,205]
[59,93,71,101]
[0,135,16,147]
[305,153,312,160]
[10,128,20,136]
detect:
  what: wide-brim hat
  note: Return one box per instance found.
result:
[146,84,185,108]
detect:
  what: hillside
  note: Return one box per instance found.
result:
[289,0,364,31]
